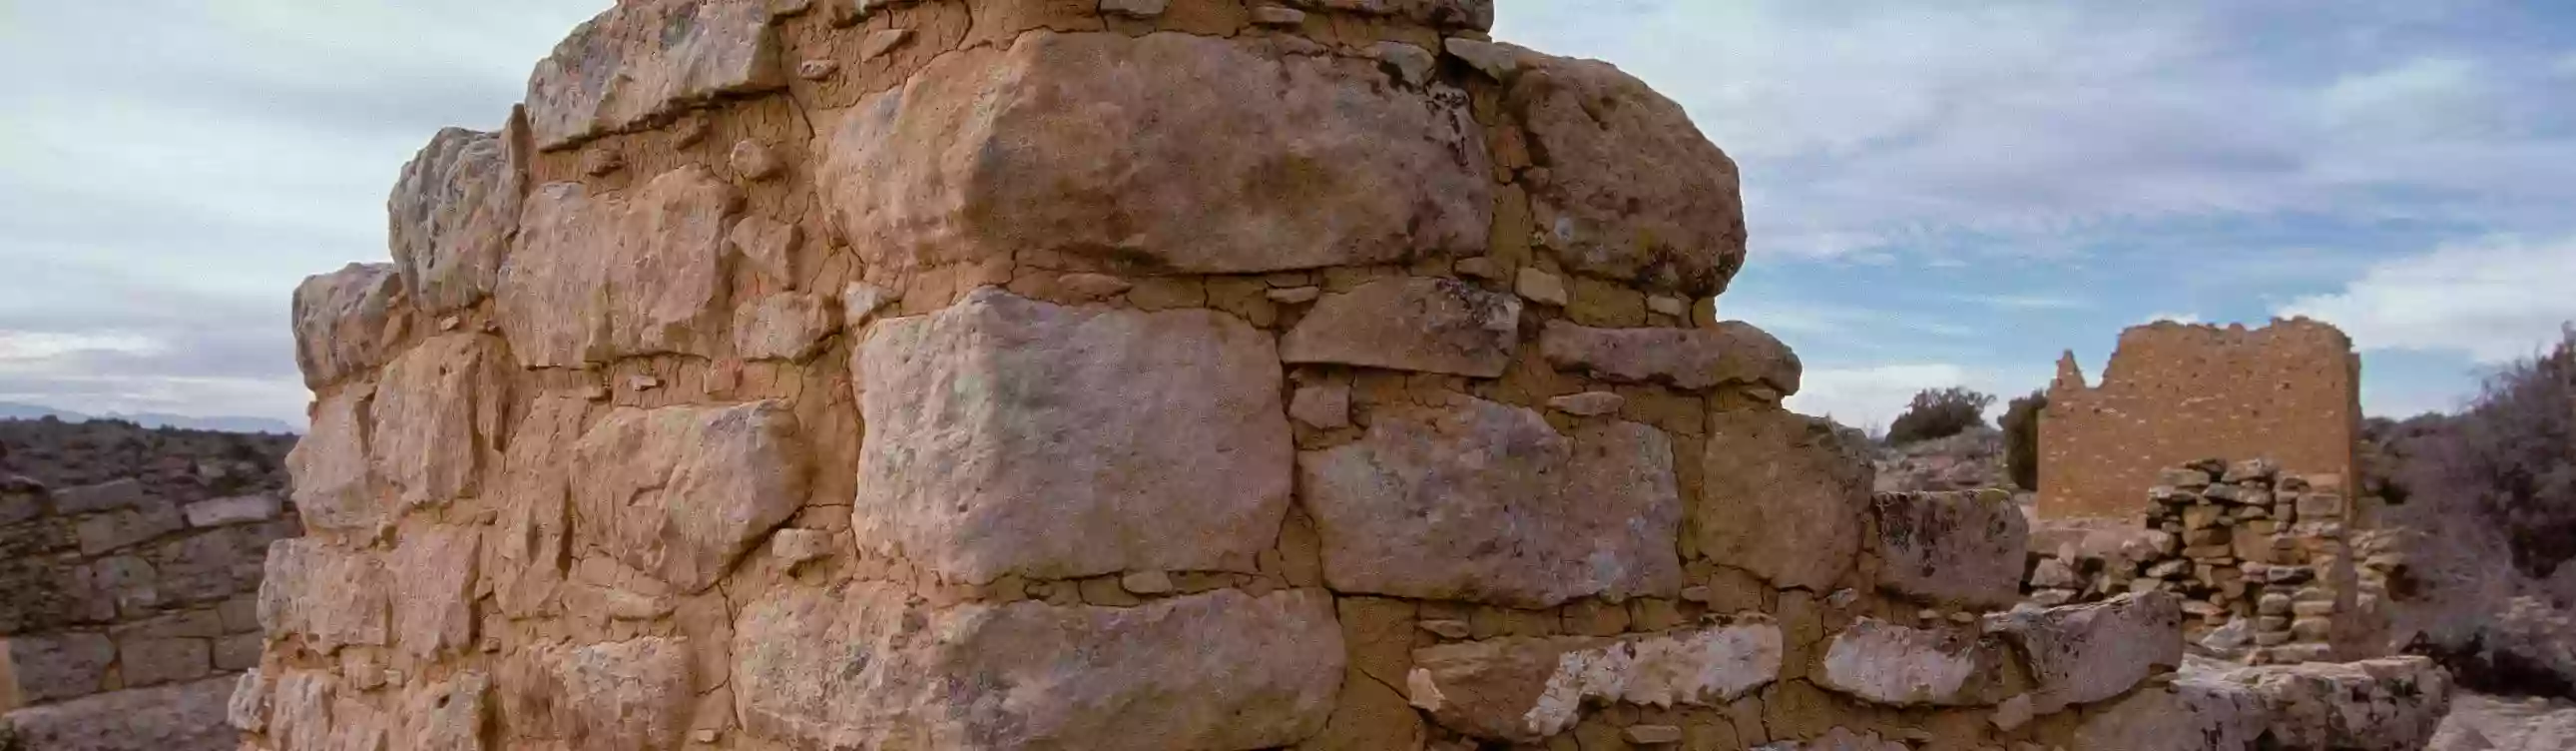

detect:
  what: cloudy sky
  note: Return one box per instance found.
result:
[4,1,2574,428]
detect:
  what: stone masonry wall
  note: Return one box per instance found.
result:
[2021,458,2373,666]
[228,2,2442,750]
[0,420,298,749]
[2039,320,2362,521]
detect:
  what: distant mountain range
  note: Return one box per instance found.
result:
[0,401,300,434]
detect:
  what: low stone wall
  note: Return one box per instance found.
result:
[0,455,297,745]
[2022,458,2370,664]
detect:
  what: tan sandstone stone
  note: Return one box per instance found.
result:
[734,584,1342,750]
[525,0,784,149]
[1512,50,1747,297]
[1538,320,1800,393]
[1869,490,2031,609]
[258,539,390,651]
[1699,406,1872,590]
[497,166,743,367]
[1300,396,1683,607]
[369,334,510,509]
[1281,277,1522,377]
[1814,619,2015,707]
[502,637,694,751]
[291,263,409,387]
[287,385,381,533]
[1406,617,1783,742]
[854,289,1289,583]
[389,121,525,314]
[817,31,1490,276]
[571,400,810,593]
[1986,592,2183,714]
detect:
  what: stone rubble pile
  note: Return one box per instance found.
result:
[2022,457,2370,665]
[218,1,2456,749]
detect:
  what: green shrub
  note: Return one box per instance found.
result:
[1998,391,2047,490]
[1885,386,1995,445]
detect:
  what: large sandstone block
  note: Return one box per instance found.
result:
[571,400,809,593]
[485,395,587,618]
[501,638,693,751]
[1987,593,2183,714]
[4,632,114,705]
[1405,618,1782,742]
[1510,51,1747,297]
[818,31,1490,275]
[853,289,1290,583]
[2208,657,2452,751]
[1281,277,1523,377]
[389,122,525,313]
[1299,397,1682,607]
[400,671,491,751]
[287,385,380,533]
[370,334,509,509]
[497,166,742,367]
[1288,0,1491,28]
[1538,320,1800,393]
[2073,674,2270,751]
[291,263,409,387]
[1698,406,1873,590]
[1814,619,2015,707]
[525,0,784,150]
[733,584,1343,750]
[389,523,481,659]
[1869,490,2029,609]
[257,539,389,651]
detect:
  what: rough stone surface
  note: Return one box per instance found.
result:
[525,0,783,149]
[5,632,115,705]
[1285,0,1492,29]
[1511,51,1747,297]
[732,292,836,361]
[369,334,509,509]
[181,493,281,527]
[2208,656,2453,751]
[734,584,1342,750]
[819,32,1490,276]
[1815,619,2014,707]
[502,637,693,751]
[497,166,743,367]
[1282,278,1522,377]
[1300,397,1682,607]
[1870,490,2030,609]
[389,124,524,313]
[257,538,389,651]
[854,289,1289,583]
[1539,321,1802,393]
[2072,672,2271,751]
[287,386,379,533]
[571,400,810,593]
[0,675,240,751]
[389,523,481,659]
[291,263,408,387]
[1988,593,2183,713]
[1405,618,1782,742]
[1699,407,1873,590]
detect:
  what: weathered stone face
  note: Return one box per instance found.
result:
[570,400,809,593]
[1538,321,1801,393]
[1282,0,1492,29]
[525,0,784,150]
[818,31,1491,276]
[1509,51,1747,298]
[484,395,586,619]
[1699,406,1873,590]
[1869,490,2030,609]
[853,289,1289,583]
[500,637,694,751]
[1988,593,2182,713]
[1299,397,1682,607]
[285,386,379,533]
[2072,674,2270,751]
[389,123,524,313]
[1814,619,2016,707]
[291,263,408,387]
[389,523,481,660]
[734,584,1343,750]
[1405,617,1782,742]
[1281,278,1523,377]
[369,334,509,510]
[496,166,743,367]
[257,539,389,652]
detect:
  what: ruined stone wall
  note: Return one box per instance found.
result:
[0,421,298,749]
[2021,458,2377,666]
[224,2,2444,750]
[2039,320,2362,521]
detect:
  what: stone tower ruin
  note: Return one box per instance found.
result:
[228,2,2449,750]
[2039,320,2362,521]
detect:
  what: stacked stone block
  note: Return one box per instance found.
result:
[0,430,297,749]
[2020,457,2361,664]
[228,1,2444,749]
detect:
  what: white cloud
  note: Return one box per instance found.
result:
[2279,236,2576,363]
[2141,312,2203,325]
[1788,364,2028,433]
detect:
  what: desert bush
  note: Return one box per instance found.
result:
[2000,390,2047,490]
[2397,327,2576,577]
[1886,386,1995,445]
